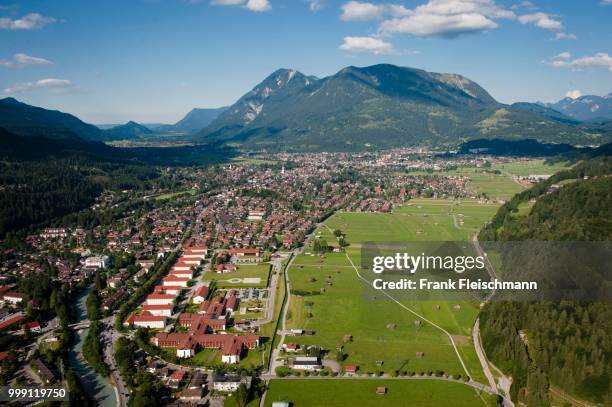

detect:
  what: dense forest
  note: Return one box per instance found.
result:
[478,156,612,405]
[0,156,160,238]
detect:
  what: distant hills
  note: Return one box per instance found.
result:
[102,121,153,141]
[155,107,227,133]
[510,102,579,125]
[541,93,612,121]
[195,64,610,151]
[0,97,103,141]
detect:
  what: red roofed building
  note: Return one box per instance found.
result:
[169,370,186,389]
[169,269,193,279]
[3,292,25,305]
[172,262,193,271]
[229,248,260,257]
[0,314,25,331]
[145,293,176,305]
[21,321,41,333]
[124,312,167,329]
[151,332,259,363]
[143,304,174,317]
[162,276,190,287]
[345,364,359,375]
[193,286,209,304]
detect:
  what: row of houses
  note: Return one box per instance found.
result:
[124,246,208,329]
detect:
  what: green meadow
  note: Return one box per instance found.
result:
[408,168,524,200]
[493,159,571,177]
[285,199,501,382]
[263,379,489,407]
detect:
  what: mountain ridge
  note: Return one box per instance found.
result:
[196,64,608,151]
[155,107,228,133]
[102,121,152,140]
[541,93,612,121]
[0,97,103,141]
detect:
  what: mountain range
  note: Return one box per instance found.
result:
[541,93,612,121]
[1,64,611,152]
[154,107,227,133]
[194,64,610,151]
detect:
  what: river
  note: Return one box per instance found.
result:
[68,287,118,406]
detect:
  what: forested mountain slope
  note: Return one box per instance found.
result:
[478,156,612,406]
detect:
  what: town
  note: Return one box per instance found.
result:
[0,149,563,406]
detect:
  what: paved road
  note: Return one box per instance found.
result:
[253,255,286,327]
[472,318,497,391]
[100,316,129,407]
[471,235,514,406]
[266,250,298,377]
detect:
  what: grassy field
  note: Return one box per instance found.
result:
[284,199,500,382]
[203,263,271,288]
[231,157,278,166]
[408,159,571,200]
[408,168,524,200]
[263,379,489,407]
[154,190,197,201]
[493,159,571,177]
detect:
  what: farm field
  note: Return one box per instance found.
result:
[263,379,489,407]
[284,199,501,382]
[203,263,271,288]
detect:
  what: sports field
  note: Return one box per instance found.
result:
[285,199,500,382]
[202,263,271,288]
[264,379,490,406]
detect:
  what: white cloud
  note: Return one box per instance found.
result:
[555,32,576,40]
[518,12,562,30]
[377,0,514,38]
[548,52,612,72]
[14,53,53,65]
[245,0,271,11]
[0,53,53,68]
[0,13,56,30]
[306,0,323,11]
[339,36,395,54]
[555,52,571,60]
[210,0,271,11]
[565,90,582,99]
[511,1,536,10]
[3,78,73,94]
[601,0,612,5]
[341,1,385,21]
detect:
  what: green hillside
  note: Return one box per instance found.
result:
[478,156,612,406]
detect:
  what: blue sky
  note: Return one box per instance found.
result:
[1,0,611,123]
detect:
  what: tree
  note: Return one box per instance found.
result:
[235,383,248,407]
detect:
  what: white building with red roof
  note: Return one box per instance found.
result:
[162,276,190,287]
[145,293,176,305]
